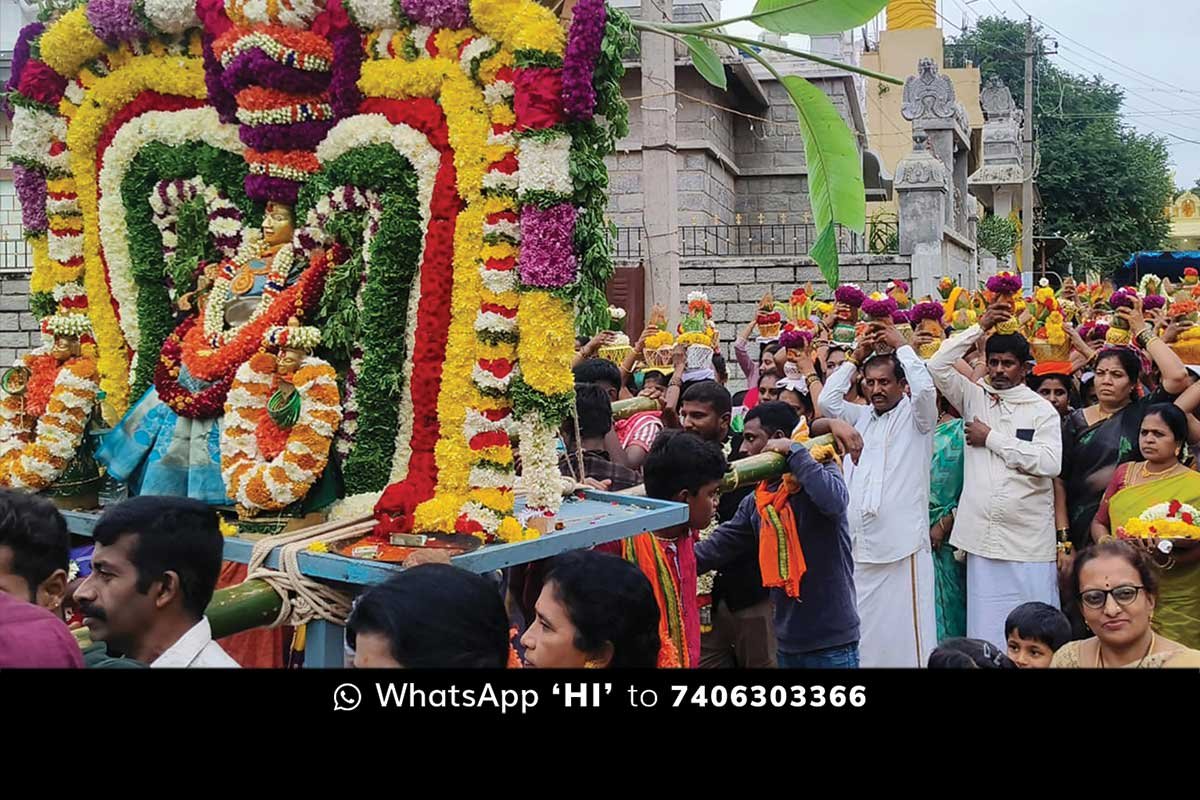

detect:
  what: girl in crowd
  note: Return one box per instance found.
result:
[1030,372,1077,418]
[521,550,662,668]
[1092,403,1200,649]
[347,564,511,668]
[1052,538,1200,668]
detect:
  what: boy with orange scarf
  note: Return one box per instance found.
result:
[695,402,860,668]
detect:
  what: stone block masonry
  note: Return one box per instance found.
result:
[0,272,42,367]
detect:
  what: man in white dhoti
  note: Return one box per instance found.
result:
[927,303,1062,650]
[820,322,938,667]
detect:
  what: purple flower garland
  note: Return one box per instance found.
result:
[239,120,335,152]
[518,204,578,288]
[329,26,364,119]
[14,165,48,234]
[561,0,607,121]
[400,0,470,29]
[87,0,147,46]
[222,49,332,96]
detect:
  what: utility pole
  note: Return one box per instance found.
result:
[1022,15,1034,279]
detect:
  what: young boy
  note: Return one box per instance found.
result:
[601,430,728,668]
[1004,601,1072,668]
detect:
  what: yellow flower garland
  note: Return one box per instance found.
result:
[469,0,564,55]
[66,53,207,419]
[518,291,575,396]
[29,236,54,294]
[39,8,106,78]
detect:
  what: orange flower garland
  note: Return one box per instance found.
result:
[221,352,342,515]
[0,356,99,491]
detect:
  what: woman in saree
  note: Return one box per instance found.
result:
[929,392,967,641]
[1057,304,1191,553]
[1092,403,1200,650]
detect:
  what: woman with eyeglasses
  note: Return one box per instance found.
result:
[1051,539,1200,668]
[1092,403,1200,649]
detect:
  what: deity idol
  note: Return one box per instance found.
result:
[97,203,327,505]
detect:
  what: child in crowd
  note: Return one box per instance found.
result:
[1004,601,1072,668]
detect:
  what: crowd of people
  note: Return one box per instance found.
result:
[5,278,1200,670]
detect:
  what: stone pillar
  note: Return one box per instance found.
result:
[900,58,972,237]
[895,131,950,298]
[640,0,680,322]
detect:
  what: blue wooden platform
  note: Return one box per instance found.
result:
[63,491,687,667]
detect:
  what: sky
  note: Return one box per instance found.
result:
[720,0,1200,189]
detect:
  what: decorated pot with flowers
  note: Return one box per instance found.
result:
[756,305,783,340]
[643,330,676,368]
[1174,268,1200,302]
[1029,283,1071,372]
[886,279,912,310]
[677,291,718,370]
[985,271,1024,335]
[860,293,899,353]
[1118,500,1200,541]
[786,286,818,333]
[778,327,813,380]
[892,309,914,346]
[910,301,945,359]
[599,306,633,364]
[943,284,977,331]
[1167,299,1200,363]
[832,284,865,346]
[1105,288,1139,345]
[937,276,957,301]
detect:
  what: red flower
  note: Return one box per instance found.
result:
[513,68,564,131]
[469,430,510,450]
[479,358,514,378]
[1169,499,1182,516]
[1183,512,1194,525]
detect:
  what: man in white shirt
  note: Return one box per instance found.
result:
[820,322,938,667]
[927,303,1062,650]
[74,496,239,668]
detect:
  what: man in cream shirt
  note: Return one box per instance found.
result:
[75,496,239,668]
[820,322,938,668]
[927,302,1062,650]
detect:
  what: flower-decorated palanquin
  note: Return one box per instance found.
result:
[5,0,630,548]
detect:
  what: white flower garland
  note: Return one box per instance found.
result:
[387,256,424,484]
[221,354,342,513]
[517,132,573,198]
[45,314,93,338]
[474,309,517,335]
[459,36,498,76]
[202,242,295,345]
[1140,501,1200,521]
[482,82,514,106]
[220,31,332,71]
[226,0,325,29]
[345,0,406,30]
[138,0,200,34]
[482,170,519,193]
[513,412,563,514]
[480,267,517,294]
[46,195,81,217]
[47,230,83,262]
[11,108,68,171]
[483,218,520,241]
[97,108,243,354]
[472,361,518,393]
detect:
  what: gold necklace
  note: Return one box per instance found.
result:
[1096,632,1155,668]
[1141,461,1179,479]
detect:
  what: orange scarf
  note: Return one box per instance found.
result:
[756,475,807,598]
[622,534,685,668]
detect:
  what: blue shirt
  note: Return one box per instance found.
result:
[695,445,859,654]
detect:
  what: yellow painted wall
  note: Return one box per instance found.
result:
[862,27,983,217]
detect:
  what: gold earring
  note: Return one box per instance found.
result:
[584,659,601,669]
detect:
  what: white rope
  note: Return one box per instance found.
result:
[245,516,376,628]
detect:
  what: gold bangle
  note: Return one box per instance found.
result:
[845,355,859,367]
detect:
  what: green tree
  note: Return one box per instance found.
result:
[950,16,1174,278]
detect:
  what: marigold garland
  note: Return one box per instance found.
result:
[0,357,99,492]
[221,353,342,515]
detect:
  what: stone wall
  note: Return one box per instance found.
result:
[0,272,43,367]
[678,253,913,389]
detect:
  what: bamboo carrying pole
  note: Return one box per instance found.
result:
[611,396,660,419]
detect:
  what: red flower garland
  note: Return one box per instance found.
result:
[181,249,330,381]
[356,97,461,535]
[254,411,291,461]
[155,317,237,419]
